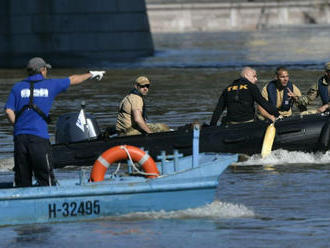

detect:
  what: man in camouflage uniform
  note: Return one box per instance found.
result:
[301,62,330,113]
[116,76,170,136]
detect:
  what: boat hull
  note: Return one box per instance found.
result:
[0,186,217,226]
[0,153,237,226]
[52,113,330,168]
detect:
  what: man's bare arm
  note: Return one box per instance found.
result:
[257,105,276,122]
[5,108,15,125]
[132,109,152,134]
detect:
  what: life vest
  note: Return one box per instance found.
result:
[124,89,148,120]
[267,80,294,111]
[318,76,329,105]
[227,78,250,104]
[15,80,51,124]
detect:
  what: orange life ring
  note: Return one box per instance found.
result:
[90,145,159,182]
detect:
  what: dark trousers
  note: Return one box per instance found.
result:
[14,134,56,187]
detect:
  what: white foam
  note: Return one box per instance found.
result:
[106,201,255,221]
[0,157,14,172]
[235,149,330,166]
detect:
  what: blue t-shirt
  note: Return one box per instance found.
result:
[4,74,70,139]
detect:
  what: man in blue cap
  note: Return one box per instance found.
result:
[4,57,106,187]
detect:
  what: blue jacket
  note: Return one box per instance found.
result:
[4,74,70,139]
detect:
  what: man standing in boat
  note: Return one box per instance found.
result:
[4,57,106,187]
[210,67,280,126]
[302,62,330,113]
[257,67,306,119]
[116,76,169,136]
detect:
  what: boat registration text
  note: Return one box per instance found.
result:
[48,200,100,219]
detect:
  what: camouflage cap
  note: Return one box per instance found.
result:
[135,76,150,85]
[325,62,330,71]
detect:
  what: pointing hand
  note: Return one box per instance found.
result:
[89,71,106,81]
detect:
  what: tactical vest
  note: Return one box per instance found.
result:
[318,76,329,105]
[126,89,147,120]
[15,81,51,124]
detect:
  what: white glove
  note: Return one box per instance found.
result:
[89,71,106,81]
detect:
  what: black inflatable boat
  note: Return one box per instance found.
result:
[51,108,330,168]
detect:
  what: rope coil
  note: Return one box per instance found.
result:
[119,145,159,177]
[90,144,159,182]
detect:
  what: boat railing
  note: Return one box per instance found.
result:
[73,123,202,181]
[192,123,200,168]
[157,150,184,174]
[155,123,201,175]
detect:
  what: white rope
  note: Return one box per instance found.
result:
[120,145,158,177]
[113,162,121,175]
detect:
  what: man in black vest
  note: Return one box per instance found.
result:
[210,67,280,126]
[258,67,306,119]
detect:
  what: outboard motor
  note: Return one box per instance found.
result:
[55,102,101,144]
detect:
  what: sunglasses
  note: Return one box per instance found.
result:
[138,84,150,89]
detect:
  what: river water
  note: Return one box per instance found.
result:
[0,26,330,247]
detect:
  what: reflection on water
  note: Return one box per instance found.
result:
[12,225,53,245]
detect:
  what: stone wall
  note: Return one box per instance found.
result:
[0,0,154,68]
[146,0,330,32]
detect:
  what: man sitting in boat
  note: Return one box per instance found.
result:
[210,67,280,126]
[257,67,306,119]
[116,76,170,136]
[301,62,330,113]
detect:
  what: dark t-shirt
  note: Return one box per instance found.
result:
[210,78,280,125]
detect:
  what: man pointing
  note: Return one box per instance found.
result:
[4,57,106,187]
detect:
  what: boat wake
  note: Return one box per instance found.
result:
[234,149,330,166]
[0,158,14,172]
[104,201,255,221]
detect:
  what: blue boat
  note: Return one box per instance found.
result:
[0,125,237,226]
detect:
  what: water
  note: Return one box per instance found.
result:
[1,26,330,247]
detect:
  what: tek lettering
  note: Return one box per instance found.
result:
[227,84,248,91]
